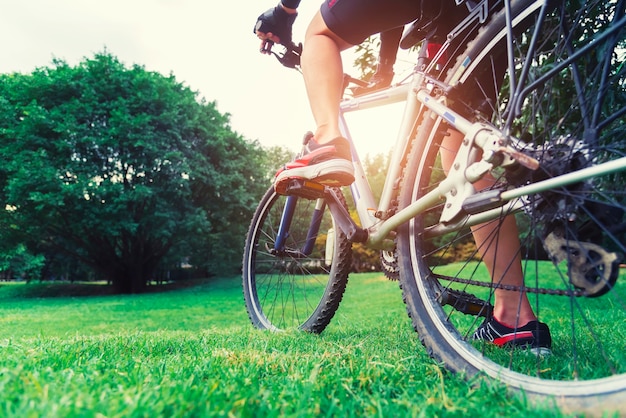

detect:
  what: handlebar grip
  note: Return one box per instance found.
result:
[261,40,275,54]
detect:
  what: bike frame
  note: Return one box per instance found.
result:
[275,0,626,255]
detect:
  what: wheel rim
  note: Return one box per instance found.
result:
[244,190,349,332]
[401,0,626,401]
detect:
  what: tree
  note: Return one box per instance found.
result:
[0,244,45,282]
[348,152,391,272]
[0,52,267,293]
[352,35,380,81]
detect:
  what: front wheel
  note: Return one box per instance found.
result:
[398,0,626,414]
[242,186,352,333]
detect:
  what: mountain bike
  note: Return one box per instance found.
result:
[242,0,626,413]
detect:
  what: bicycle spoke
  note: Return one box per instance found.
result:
[398,0,626,411]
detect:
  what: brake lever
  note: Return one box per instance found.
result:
[261,41,302,70]
[261,40,275,54]
[276,43,302,69]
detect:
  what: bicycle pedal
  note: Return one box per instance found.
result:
[439,288,493,318]
[283,179,326,199]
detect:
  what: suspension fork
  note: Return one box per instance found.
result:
[302,199,326,255]
[275,179,370,252]
[273,195,328,256]
[274,195,298,253]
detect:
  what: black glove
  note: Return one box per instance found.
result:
[254,3,297,45]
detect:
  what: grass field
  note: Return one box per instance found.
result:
[0,273,588,417]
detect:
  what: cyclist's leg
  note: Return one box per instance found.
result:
[470,219,537,327]
[301,12,351,145]
[274,17,356,191]
[307,0,421,144]
[440,129,537,328]
[275,0,422,189]
[352,27,403,95]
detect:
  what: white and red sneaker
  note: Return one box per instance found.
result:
[472,316,552,355]
[274,133,354,195]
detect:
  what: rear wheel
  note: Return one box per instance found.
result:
[398,0,626,413]
[242,186,352,332]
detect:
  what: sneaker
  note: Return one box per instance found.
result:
[472,317,552,355]
[274,134,355,195]
[353,69,394,96]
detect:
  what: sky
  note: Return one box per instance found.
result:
[0,0,410,157]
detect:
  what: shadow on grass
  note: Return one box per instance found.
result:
[0,278,217,299]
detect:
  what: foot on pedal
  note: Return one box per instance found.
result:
[274,133,354,196]
[277,178,326,199]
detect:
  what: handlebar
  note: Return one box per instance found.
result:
[261,41,303,69]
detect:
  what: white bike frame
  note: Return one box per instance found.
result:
[334,0,626,250]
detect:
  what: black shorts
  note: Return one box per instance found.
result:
[320,0,422,45]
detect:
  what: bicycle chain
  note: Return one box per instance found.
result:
[434,273,586,296]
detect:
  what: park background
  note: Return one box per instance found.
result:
[0,1,584,416]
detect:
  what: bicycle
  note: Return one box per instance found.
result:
[243,0,626,413]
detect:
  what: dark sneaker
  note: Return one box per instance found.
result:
[472,317,552,355]
[274,134,354,195]
[353,69,394,96]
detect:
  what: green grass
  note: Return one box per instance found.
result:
[0,274,588,417]
[434,261,626,381]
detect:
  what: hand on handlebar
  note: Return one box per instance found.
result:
[254,4,302,69]
[254,3,298,49]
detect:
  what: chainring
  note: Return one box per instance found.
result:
[512,136,622,296]
[543,228,620,297]
[380,248,400,281]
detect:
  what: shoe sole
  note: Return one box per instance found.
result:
[275,159,355,190]
[527,347,552,356]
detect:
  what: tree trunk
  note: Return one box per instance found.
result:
[106,261,157,294]
[111,273,147,294]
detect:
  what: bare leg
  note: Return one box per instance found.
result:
[471,217,537,327]
[302,12,352,144]
[440,130,537,327]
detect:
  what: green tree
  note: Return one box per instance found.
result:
[260,146,295,179]
[348,152,391,272]
[353,35,380,81]
[0,244,45,281]
[0,52,267,293]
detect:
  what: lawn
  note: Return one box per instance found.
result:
[0,274,583,417]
